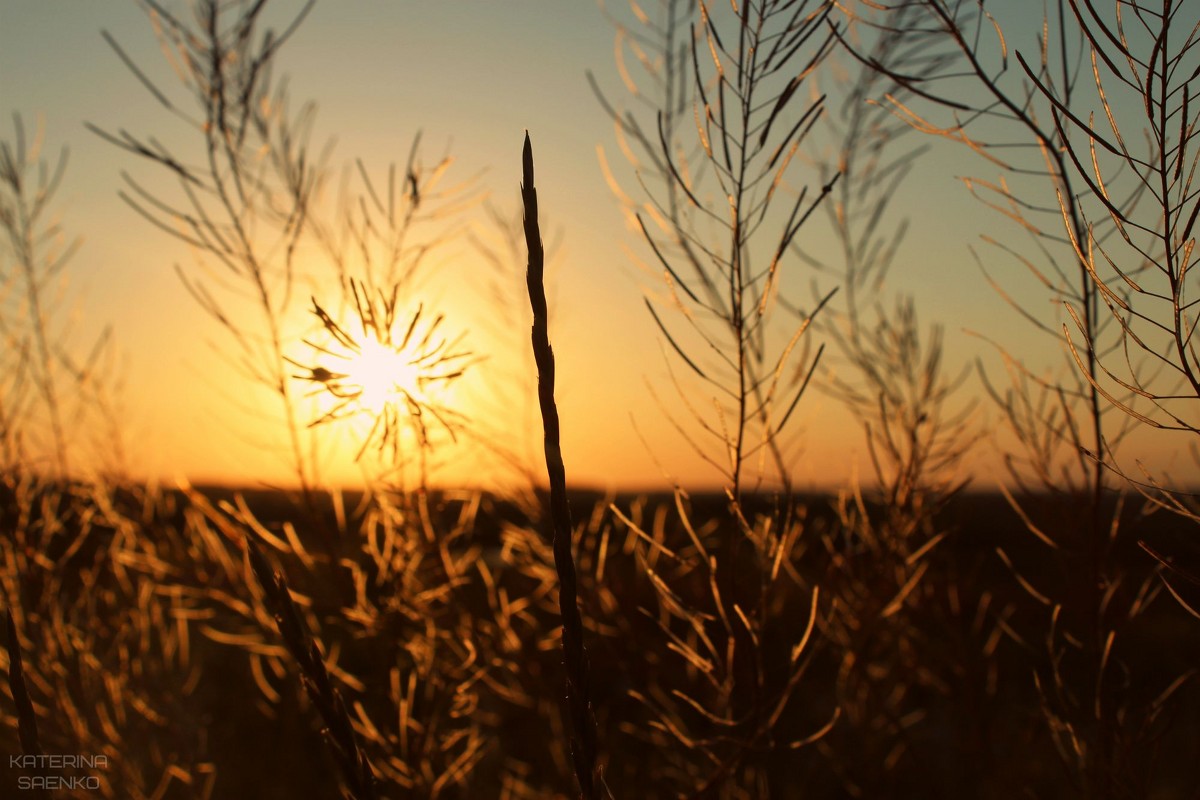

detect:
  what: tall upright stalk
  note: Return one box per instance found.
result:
[521,132,599,800]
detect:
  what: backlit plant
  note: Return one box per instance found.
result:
[290,279,478,474]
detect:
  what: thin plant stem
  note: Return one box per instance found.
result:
[522,131,599,800]
[244,540,378,800]
[3,607,50,800]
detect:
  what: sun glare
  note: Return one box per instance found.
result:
[345,335,422,414]
[291,280,478,463]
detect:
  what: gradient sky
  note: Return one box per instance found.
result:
[1,1,1190,492]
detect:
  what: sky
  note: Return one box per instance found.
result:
[0,0,1191,493]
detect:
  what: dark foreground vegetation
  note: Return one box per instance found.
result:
[2,481,1199,798]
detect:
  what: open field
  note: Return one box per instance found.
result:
[2,482,1199,798]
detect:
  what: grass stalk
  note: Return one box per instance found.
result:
[521,132,600,799]
[4,608,49,800]
[244,540,378,800]
[3,608,41,758]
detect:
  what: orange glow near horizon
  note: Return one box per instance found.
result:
[4,3,1199,499]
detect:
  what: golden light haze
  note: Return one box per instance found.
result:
[0,1,1193,493]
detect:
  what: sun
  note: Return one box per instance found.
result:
[343,335,422,414]
[290,279,479,462]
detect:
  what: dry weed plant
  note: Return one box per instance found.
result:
[91,0,328,504]
[65,1,518,796]
[93,0,481,503]
[592,1,844,796]
[0,115,75,479]
[308,133,479,300]
[299,132,482,492]
[1,115,210,797]
[840,1,1198,795]
[0,478,217,798]
[1028,1,1200,604]
[594,0,836,506]
[0,116,129,481]
[291,278,479,491]
[786,13,997,792]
